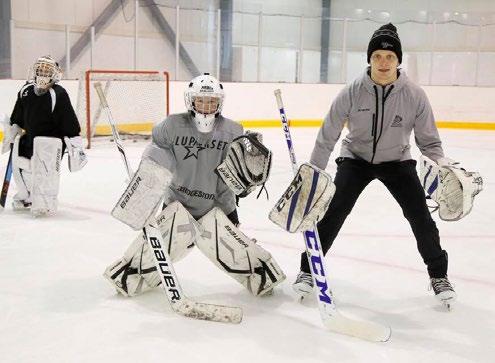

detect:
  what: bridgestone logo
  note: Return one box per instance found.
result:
[149,236,181,301]
[120,176,142,208]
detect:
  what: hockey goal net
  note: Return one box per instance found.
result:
[77,70,170,148]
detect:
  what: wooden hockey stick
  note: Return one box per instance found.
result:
[274,89,391,342]
[94,82,242,324]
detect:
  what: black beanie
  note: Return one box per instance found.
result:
[367,23,402,64]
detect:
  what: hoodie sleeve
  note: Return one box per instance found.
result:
[413,89,444,162]
[309,87,351,170]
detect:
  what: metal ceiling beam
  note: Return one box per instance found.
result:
[141,0,199,77]
[58,0,127,68]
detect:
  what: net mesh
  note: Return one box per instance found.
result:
[76,70,169,148]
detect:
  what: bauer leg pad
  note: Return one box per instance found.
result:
[197,208,286,296]
[31,136,62,216]
[104,201,200,296]
[12,135,32,210]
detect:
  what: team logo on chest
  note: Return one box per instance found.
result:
[174,135,228,160]
[391,115,403,127]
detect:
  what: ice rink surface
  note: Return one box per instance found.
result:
[1,128,494,363]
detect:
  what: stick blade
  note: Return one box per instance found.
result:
[174,299,243,324]
[323,312,391,342]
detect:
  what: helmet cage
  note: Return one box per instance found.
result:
[29,56,62,90]
[184,74,224,117]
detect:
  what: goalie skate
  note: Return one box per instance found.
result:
[293,271,314,299]
[430,277,456,310]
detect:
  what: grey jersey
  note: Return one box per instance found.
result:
[310,69,444,168]
[143,112,243,218]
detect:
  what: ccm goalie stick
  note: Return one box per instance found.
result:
[94,82,242,324]
[274,89,391,342]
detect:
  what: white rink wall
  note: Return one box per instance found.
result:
[1,80,495,126]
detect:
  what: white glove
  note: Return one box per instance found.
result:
[2,123,22,154]
[64,136,88,172]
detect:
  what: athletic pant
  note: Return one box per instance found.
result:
[300,157,448,278]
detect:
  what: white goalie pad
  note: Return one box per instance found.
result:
[31,136,62,216]
[104,201,201,296]
[64,136,87,172]
[420,155,483,221]
[269,163,335,233]
[197,208,286,296]
[12,135,32,207]
[111,157,173,230]
[216,132,272,197]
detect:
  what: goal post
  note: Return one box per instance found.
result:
[77,70,170,148]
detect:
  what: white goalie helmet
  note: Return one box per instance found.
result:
[184,73,224,133]
[29,55,62,91]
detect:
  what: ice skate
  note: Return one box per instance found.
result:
[12,199,31,211]
[430,276,456,310]
[292,271,314,300]
[31,208,50,218]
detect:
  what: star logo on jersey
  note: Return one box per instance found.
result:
[183,144,206,160]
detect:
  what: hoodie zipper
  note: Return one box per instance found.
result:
[370,84,394,164]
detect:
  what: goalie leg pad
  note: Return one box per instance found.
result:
[269,162,335,233]
[12,135,32,208]
[197,208,286,296]
[111,157,172,230]
[31,136,62,216]
[104,201,200,296]
[420,155,483,221]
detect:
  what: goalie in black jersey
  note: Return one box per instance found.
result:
[104,74,285,298]
[1,55,87,216]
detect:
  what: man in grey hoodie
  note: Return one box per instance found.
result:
[293,23,456,308]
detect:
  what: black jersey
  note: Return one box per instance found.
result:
[10,82,81,159]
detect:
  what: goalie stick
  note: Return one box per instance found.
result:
[274,89,391,342]
[0,145,13,210]
[94,82,242,324]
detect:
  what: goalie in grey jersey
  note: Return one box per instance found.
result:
[104,73,285,298]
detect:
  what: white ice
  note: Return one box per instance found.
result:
[1,128,494,363]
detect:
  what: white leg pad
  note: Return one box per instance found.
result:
[197,208,286,296]
[12,135,32,207]
[30,136,62,216]
[104,201,200,296]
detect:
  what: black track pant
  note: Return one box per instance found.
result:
[300,158,448,278]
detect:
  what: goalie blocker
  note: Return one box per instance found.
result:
[111,157,173,230]
[105,201,285,297]
[420,155,483,221]
[269,163,335,233]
